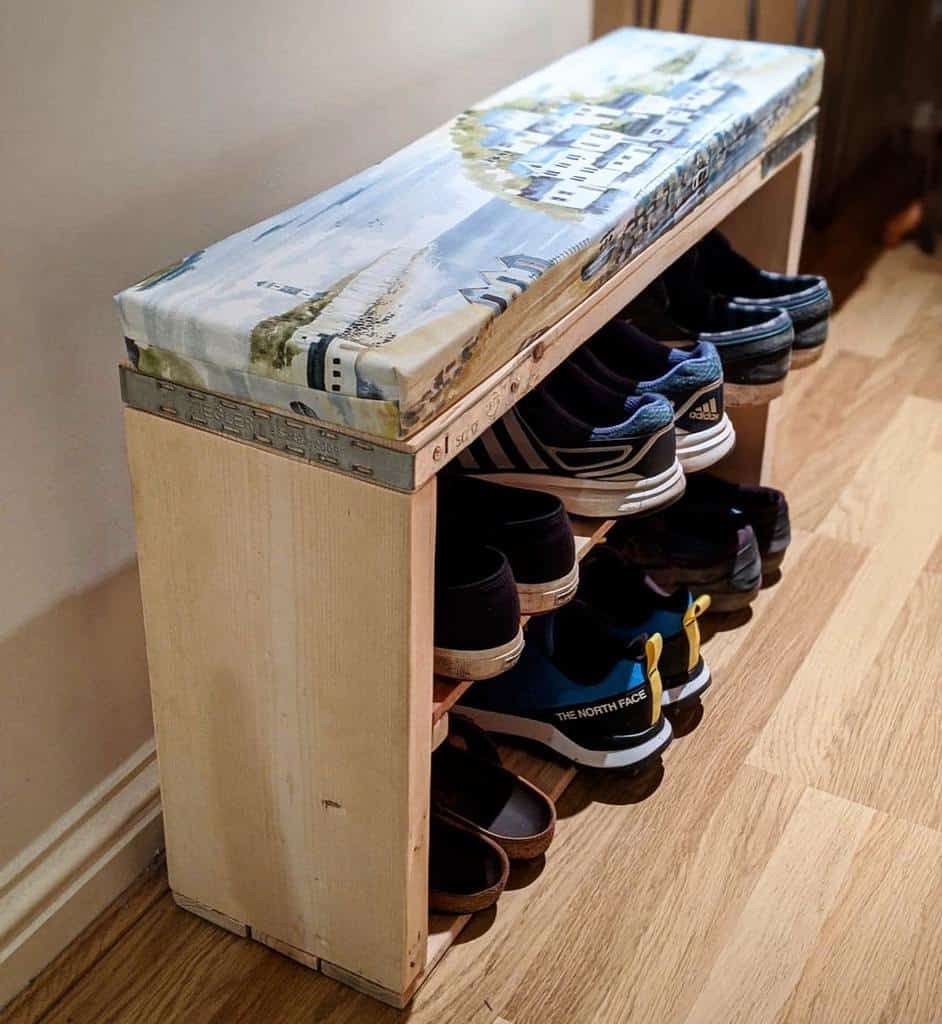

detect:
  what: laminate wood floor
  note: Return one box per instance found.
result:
[5,235,942,1024]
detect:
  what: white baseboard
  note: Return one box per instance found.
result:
[0,741,164,1008]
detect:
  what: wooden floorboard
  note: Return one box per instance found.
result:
[4,224,941,1022]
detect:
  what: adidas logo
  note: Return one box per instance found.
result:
[688,397,720,422]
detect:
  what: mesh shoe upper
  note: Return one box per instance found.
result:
[458,600,665,748]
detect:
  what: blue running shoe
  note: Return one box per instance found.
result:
[573,321,735,473]
[456,600,673,769]
[577,546,712,706]
[456,371,683,518]
[697,231,832,369]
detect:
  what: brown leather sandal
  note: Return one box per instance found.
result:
[428,814,509,914]
[432,715,557,861]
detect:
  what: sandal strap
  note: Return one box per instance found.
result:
[446,713,502,765]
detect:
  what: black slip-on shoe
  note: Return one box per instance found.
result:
[577,545,712,706]
[620,250,794,402]
[438,475,577,615]
[575,321,735,473]
[610,505,762,612]
[433,714,556,860]
[697,231,832,368]
[428,814,509,914]
[683,473,791,576]
[434,545,523,680]
[458,600,672,770]
[455,371,683,519]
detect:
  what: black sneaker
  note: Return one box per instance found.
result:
[455,371,683,519]
[610,505,762,612]
[573,321,735,473]
[577,545,712,706]
[434,545,524,680]
[621,249,794,400]
[683,473,791,576]
[696,231,832,368]
[457,600,673,769]
[438,475,578,615]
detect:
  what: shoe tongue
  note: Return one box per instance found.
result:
[548,600,632,684]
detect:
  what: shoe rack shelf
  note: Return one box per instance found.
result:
[122,117,816,1008]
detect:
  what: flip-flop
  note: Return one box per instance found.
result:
[433,715,557,861]
[428,814,509,914]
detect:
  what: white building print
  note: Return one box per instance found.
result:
[476,73,738,215]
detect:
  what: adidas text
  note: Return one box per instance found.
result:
[688,397,720,421]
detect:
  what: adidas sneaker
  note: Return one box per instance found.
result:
[578,546,712,706]
[457,600,673,769]
[696,231,832,368]
[573,321,735,473]
[456,372,684,518]
[621,248,794,400]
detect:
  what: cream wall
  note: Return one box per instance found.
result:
[0,0,591,1000]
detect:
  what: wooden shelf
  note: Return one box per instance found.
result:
[431,516,616,724]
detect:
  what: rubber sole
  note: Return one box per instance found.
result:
[517,562,579,616]
[434,627,525,681]
[790,342,826,368]
[457,706,674,769]
[662,659,712,706]
[471,458,686,518]
[761,548,788,575]
[675,413,736,473]
[725,378,786,405]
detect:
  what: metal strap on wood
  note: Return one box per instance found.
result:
[119,366,416,492]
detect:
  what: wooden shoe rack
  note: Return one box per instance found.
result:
[121,107,816,1007]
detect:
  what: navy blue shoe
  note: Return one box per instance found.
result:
[621,249,794,400]
[610,504,762,612]
[574,321,735,473]
[456,371,684,518]
[578,546,712,706]
[697,231,832,368]
[456,600,673,769]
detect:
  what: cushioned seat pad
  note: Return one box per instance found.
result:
[115,28,822,440]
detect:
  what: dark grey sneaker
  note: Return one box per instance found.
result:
[434,545,524,680]
[620,249,794,402]
[697,231,832,368]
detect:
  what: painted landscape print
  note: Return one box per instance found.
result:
[115,29,823,439]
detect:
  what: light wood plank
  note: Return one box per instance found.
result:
[588,765,805,1024]
[831,245,939,360]
[818,395,942,547]
[778,813,942,1024]
[748,418,942,783]
[125,409,434,996]
[682,787,874,1024]
[807,572,942,832]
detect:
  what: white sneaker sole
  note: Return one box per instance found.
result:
[662,660,712,706]
[456,706,674,769]
[472,459,686,518]
[675,414,736,473]
[517,562,579,615]
[434,627,525,681]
